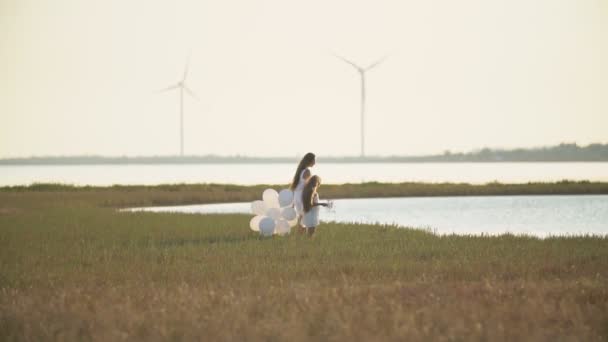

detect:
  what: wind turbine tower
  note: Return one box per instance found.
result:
[334,54,388,157]
[159,55,198,156]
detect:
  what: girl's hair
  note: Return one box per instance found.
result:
[290,152,316,190]
[302,175,321,213]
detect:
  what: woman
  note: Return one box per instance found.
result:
[290,152,316,227]
[301,175,328,237]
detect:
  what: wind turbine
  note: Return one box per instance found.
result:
[333,54,389,157]
[159,54,198,156]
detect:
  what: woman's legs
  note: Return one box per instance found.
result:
[307,226,316,237]
[297,215,306,234]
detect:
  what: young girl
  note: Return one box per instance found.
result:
[290,152,316,225]
[301,175,328,237]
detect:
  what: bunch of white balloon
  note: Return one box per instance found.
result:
[249,188,298,236]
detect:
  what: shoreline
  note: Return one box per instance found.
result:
[3,160,608,165]
[2,181,608,208]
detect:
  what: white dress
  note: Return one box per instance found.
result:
[302,193,320,228]
[293,167,309,216]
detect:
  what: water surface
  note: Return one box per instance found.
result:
[128,195,608,237]
[2,162,607,186]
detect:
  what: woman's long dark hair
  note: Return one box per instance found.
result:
[302,175,321,213]
[290,152,315,190]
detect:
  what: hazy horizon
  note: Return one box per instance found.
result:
[1,141,606,162]
[2,0,607,158]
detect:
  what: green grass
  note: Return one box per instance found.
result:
[2,180,608,208]
[1,184,607,341]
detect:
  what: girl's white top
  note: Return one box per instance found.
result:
[293,167,309,215]
[301,193,320,228]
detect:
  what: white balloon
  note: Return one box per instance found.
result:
[281,207,297,221]
[263,189,280,209]
[259,217,276,236]
[275,219,290,236]
[263,189,279,202]
[278,189,294,207]
[251,200,266,216]
[249,215,264,232]
[266,207,281,220]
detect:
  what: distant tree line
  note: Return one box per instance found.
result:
[1,143,607,165]
[423,143,608,162]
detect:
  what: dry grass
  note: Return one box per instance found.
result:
[0,185,607,341]
[3,280,606,341]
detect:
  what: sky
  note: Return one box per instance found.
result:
[1,0,607,157]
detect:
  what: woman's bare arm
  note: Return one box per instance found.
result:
[302,169,311,180]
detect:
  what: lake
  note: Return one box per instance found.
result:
[128,195,608,237]
[1,162,608,186]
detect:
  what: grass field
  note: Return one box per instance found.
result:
[1,183,607,341]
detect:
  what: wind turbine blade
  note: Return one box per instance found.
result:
[332,53,362,71]
[365,55,390,71]
[157,84,180,93]
[182,51,192,82]
[183,85,199,101]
